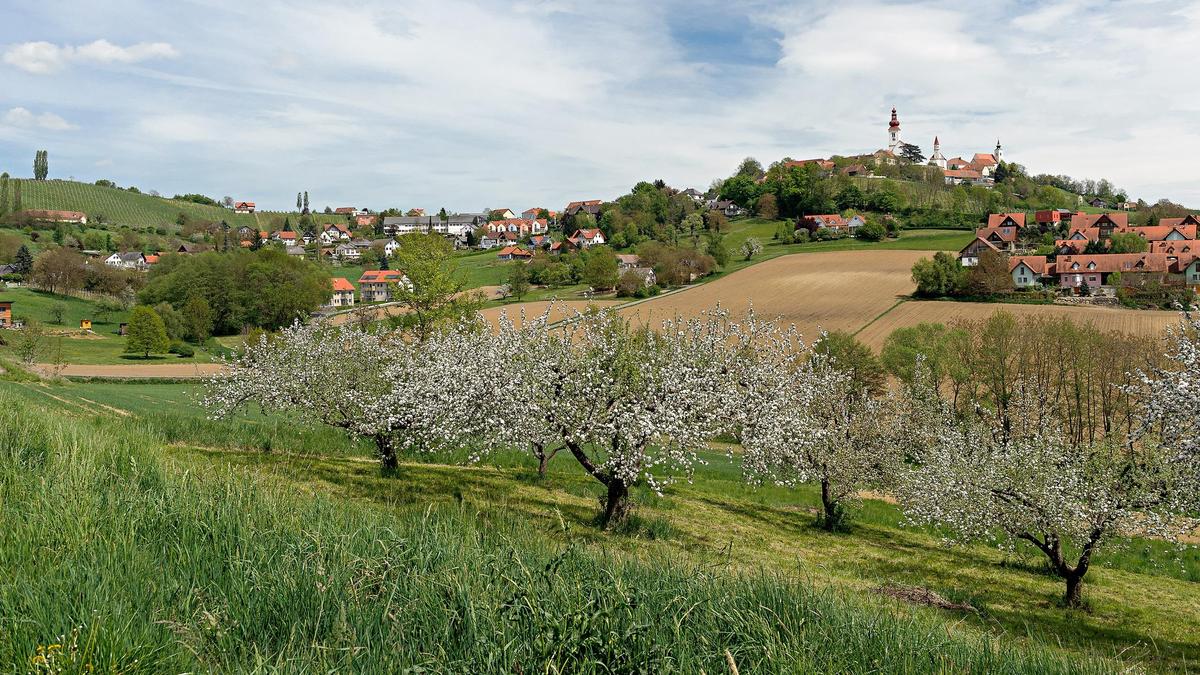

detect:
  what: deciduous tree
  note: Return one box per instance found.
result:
[125,306,170,357]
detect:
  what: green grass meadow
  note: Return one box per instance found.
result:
[1,378,1197,672]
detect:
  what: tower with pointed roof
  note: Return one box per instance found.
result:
[887,107,901,154]
[994,140,1003,164]
[929,135,947,169]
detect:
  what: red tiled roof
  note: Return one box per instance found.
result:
[1112,225,1198,242]
[1070,212,1129,229]
[234,201,255,208]
[573,228,603,240]
[359,270,405,284]
[1056,253,1171,274]
[1068,227,1101,242]
[1149,239,1200,255]
[331,277,355,292]
[497,246,533,258]
[1009,256,1052,275]
[1158,215,1200,228]
[1054,239,1089,254]
[334,207,355,214]
[1035,210,1064,223]
[976,226,1018,243]
[144,254,160,264]
[987,213,1027,228]
[943,168,982,179]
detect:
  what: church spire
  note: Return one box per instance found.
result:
[887,107,901,153]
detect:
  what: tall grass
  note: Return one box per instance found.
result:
[0,392,1119,673]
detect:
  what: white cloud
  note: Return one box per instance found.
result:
[3,39,177,74]
[3,107,78,131]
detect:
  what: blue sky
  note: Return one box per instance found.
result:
[2,0,1199,211]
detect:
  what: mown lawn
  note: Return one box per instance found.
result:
[6,378,1199,672]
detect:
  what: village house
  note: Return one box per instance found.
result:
[1177,253,1200,287]
[678,188,704,201]
[1149,240,1200,258]
[104,251,147,270]
[490,208,517,220]
[1035,209,1074,228]
[1070,213,1128,238]
[1112,224,1197,242]
[959,224,1019,265]
[358,269,409,303]
[486,218,549,236]
[329,277,356,307]
[616,254,642,271]
[942,168,982,185]
[1009,256,1055,288]
[355,213,376,228]
[233,201,256,214]
[625,267,657,287]
[958,237,1000,267]
[496,246,534,262]
[1053,239,1090,256]
[285,246,306,257]
[479,231,518,250]
[840,163,871,177]
[319,223,352,245]
[564,200,603,219]
[332,243,360,262]
[372,238,401,257]
[529,234,551,250]
[569,228,606,248]
[334,207,356,215]
[1056,253,1170,290]
[19,209,87,224]
[987,213,1026,229]
[271,231,299,246]
[799,214,866,233]
[0,300,11,328]
[708,199,748,218]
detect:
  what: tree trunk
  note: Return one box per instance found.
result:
[376,435,398,477]
[1063,570,1085,608]
[818,478,843,531]
[601,479,630,528]
[531,441,560,477]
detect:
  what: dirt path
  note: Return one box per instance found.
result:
[34,363,228,379]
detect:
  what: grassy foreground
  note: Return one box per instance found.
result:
[0,384,1137,674]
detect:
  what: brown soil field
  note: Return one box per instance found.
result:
[35,363,228,379]
[621,250,925,341]
[855,300,1182,350]
[619,250,1182,348]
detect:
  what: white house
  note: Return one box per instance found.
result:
[570,228,606,248]
[358,269,410,302]
[329,277,356,307]
[372,238,401,257]
[104,252,146,270]
[319,223,352,245]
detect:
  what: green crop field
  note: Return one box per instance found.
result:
[0,378,1197,672]
[16,179,264,229]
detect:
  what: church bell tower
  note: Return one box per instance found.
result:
[888,107,901,153]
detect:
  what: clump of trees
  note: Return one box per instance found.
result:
[140,249,330,334]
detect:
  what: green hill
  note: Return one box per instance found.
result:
[17,179,264,229]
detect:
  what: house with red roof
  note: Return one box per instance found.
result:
[233,201,256,214]
[942,168,982,185]
[1009,256,1055,288]
[334,207,356,215]
[986,213,1026,229]
[1111,224,1197,242]
[569,228,606,248]
[1149,240,1200,258]
[329,277,356,307]
[798,214,866,233]
[272,230,298,245]
[1070,212,1128,237]
[1035,209,1073,228]
[1158,215,1200,229]
[958,237,1000,266]
[355,213,376,228]
[319,222,353,245]
[496,246,534,261]
[1056,254,1170,290]
[1176,253,1200,287]
[358,269,409,303]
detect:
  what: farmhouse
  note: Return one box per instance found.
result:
[19,209,87,224]
[564,200,602,219]
[799,214,865,233]
[616,254,642,270]
[1009,256,1055,288]
[1178,254,1200,286]
[0,300,11,328]
[987,213,1026,229]
[233,201,256,213]
[358,269,409,303]
[479,231,518,249]
[1070,213,1128,237]
[1056,253,1170,290]
[319,223,352,244]
[958,237,1000,266]
[329,277,356,307]
[272,231,298,245]
[104,251,147,270]
[496,246,534,261]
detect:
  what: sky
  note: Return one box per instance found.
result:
[2,0,1199,212]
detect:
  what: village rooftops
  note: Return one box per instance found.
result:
[359,269,406,284]
[1056,253,1170,274]
[1008,255,1054,275]
[1070,212,1129,229]
[331,277,355,292]
[986,213,1027,228]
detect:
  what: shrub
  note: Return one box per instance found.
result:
[168,340,195,357]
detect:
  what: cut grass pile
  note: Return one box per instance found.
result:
[0,388,1118,673]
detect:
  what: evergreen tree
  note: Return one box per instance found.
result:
[282,217,293,232]
[303,191,310,214]
[297,192,303,211]
[13,245,33,275]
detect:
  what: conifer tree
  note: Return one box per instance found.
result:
[13,245,33,275]
[303,191,310,214]
[297,192,302,212]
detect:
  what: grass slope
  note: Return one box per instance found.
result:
[4,379,1198,672]
[18,179,262,229]
[0,387,1119,674]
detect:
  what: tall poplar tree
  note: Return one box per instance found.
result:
[0,173,9,217]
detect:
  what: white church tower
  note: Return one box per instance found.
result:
[929,135,947,169]
[994,140,1003,163]
[887,107,901,153]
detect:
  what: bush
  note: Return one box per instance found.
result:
[855,221,887,242]
[794,229,811,243]
[168,340,195,357]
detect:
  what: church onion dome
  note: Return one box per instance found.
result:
[889,107,900,129]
